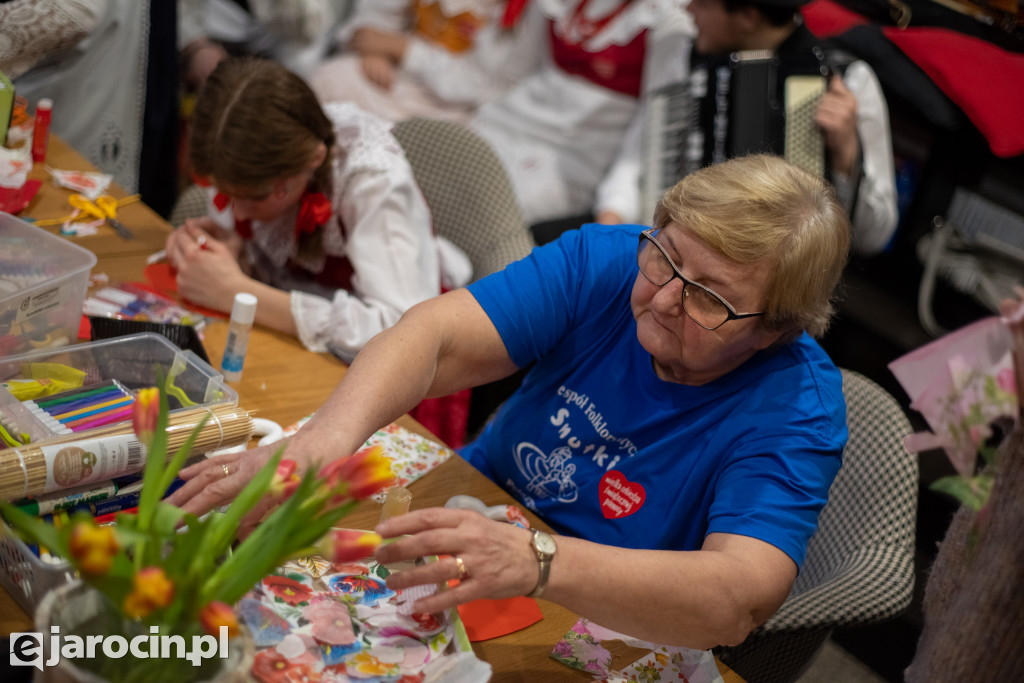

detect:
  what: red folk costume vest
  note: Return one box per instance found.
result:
[550,0,647,98]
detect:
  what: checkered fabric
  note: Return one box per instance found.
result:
[169,183,208,228]
[391,118,536,281]
[716,369,919,683]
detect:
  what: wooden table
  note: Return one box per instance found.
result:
[2,138,742,682]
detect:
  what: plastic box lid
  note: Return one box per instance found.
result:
[1,213,97,355]
[0,332,238,444]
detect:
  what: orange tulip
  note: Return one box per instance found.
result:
[68,522,119,574]
[123,567,174,618]
[318,446,395,501]
[132,387,160,448]
[199,601,240,638]
[318,529,382,565]
[270,460,301,499]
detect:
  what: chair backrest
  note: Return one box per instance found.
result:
[391,118,535,281]
[716,369,918,682]
[788,369,918,612]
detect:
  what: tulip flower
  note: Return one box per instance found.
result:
[269,460,301,499]
[124,567,174,618]
[68,522,119,574]
[317,529,382,565]
[318,446,396,502]
[132,387,160,448]
[199,601,240,638]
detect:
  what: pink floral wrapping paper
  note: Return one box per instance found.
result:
[550,618,723,683]
[889,316,1018,475]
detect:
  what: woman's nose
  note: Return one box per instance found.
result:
[650,278,684,313]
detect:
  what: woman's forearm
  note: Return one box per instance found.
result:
[544,533,796,648]
[285,289,517,466]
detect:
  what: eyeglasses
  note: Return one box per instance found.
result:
[637,228,765,330]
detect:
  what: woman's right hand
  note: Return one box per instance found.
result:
[167,442,286,537]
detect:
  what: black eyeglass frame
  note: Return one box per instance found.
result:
[637,228,766,331]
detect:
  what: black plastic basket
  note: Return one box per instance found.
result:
[87,317,210,364]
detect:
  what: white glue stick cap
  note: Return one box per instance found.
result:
[230,292,258,325]
[38,98,53,111]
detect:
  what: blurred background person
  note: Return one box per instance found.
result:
[309,0,546,123]
[5,0,179,216]
[596,0,898,257]
[468,0,694,230]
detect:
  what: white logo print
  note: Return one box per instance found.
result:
[513,443,579,504]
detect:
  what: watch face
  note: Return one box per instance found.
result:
[534,531,557,555]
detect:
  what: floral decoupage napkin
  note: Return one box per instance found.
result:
[282,418,455,502]
[551,619,723,683]
[242,555,491,682]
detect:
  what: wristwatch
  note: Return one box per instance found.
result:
[527,528,557,599]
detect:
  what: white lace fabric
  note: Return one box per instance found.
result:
[0,0,106,78]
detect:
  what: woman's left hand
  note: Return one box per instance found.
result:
[375,508,539,613]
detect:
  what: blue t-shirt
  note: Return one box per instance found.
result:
[460,224,847,567]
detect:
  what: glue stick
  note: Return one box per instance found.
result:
[221,293,257,382]
[31,98,52,163]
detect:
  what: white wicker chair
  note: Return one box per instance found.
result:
[715,369,919,682]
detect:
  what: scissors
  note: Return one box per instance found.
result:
[68,194,134,240]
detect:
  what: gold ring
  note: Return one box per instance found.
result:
[221,463,230,478]
[454,556,469,581]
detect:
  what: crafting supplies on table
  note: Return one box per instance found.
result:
[0,332,254,613]
[0,213,96,357]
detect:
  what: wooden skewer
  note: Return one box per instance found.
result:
[0,405,254,500]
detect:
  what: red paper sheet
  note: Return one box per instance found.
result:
[142,263,228,319]
[457,596,544,642]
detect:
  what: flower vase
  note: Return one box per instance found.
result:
[33,580,254,683]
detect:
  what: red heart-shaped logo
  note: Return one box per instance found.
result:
[599,471,646,519]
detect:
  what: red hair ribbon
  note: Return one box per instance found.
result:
[502,0,530,28]
[295,191,333,237]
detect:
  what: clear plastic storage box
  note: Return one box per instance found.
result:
[1,212,97,356]
[0,333,244,614]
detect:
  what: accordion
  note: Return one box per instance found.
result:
[642,48,831,215]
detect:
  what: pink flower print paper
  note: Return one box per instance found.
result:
[551,618,722,682]
[889,316,1018,475]
[282,417,455,501]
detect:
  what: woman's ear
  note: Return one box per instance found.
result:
[309,142,328,170]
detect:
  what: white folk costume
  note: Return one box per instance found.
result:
[205,103,467,362]
[469,0,693,224]
[309,0,546,122]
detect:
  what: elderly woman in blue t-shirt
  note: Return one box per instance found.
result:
[171,154,850,649]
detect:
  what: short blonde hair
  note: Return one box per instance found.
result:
[653,155,850,340]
